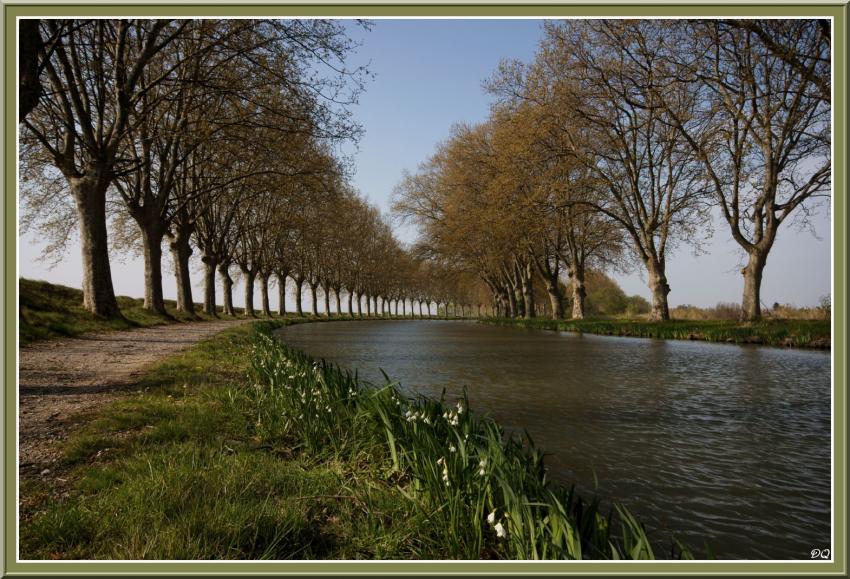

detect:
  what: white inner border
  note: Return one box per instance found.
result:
[12,13,839,568]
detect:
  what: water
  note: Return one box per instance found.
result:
[275,320,832,560]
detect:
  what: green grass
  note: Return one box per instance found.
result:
[20,319,692,560]
[18,278,223,344]
[480,317,831,349]
[20,320,428,559]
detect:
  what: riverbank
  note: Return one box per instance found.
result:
[20,319,687,560]
[480,317,831,349]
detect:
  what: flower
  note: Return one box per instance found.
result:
[449,445,456,453]
[436,457,445,466]
[487,511,496,525]
[456,402,465,414]
[478,458,487,476]
[494,522,507,539]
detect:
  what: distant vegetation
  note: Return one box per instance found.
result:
[482,318,830,349]
[671,298,831,322]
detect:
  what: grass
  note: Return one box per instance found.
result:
[480,317,831,349]
[20,319,692,560]
[21,319,427,559]
[18,278,221,344]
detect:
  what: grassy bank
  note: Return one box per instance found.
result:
[19,278,219,344]
[20,320,689,560]
[481,317,831,349]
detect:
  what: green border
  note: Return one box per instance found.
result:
[4,2,847,576]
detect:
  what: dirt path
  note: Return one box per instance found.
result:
[18,318,250,477]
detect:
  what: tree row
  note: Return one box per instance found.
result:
[394,20,830,321]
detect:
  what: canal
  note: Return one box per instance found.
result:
[276,319,831,559]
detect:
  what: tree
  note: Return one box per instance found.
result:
[22,19,184,316]
[534,21,710,320]
[664,20,831,320]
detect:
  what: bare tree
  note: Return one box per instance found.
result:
[22,19,184,316]
[664,20,831,320]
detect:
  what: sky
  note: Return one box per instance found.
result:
[18,19,832,311]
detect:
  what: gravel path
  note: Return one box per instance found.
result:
[18,318,250,477]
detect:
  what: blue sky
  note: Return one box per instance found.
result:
[19,19,832,310]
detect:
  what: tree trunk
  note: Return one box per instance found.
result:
[570,267,586,320]
[294,277,304,317]
[259,273,271,317]
[71,175,122,318]
[741,249,768,321]
[323,284,331,317]
[645,258,671,321]
[402,299,407,317]
[140,224,168,316]
[366,295,372,317]
[277,272,287,316]
[168,228,196,317]
[347,290,353,316]
[545,281,564,320]
[19,19,43,122]
[309,281,318,316]
[202,256,217,317]
[505,285,517,318]
[522,264,535,319]
[356,292,362,317]
[334,287,342,317]
[219,263,235,316]
[243,270,256,317]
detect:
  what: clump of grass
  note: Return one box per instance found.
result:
[245,330,692,560]
[481,317,830,349]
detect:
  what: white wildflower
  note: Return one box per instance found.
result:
[456,402,465,414]
[449,445,456,453]
[487,511,496,525]
[494,522,507,539]
[423,416,432,425]
[436,457,445,466]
